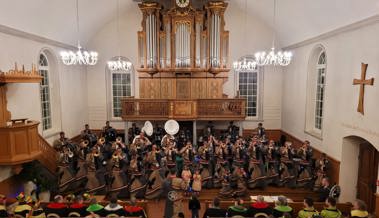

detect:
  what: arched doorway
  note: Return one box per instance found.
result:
[340,136,378,212]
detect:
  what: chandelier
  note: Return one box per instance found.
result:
[254,0,292,66]
[107,0,131,71]
[108,57,132,71]
[60,0,98,66]
[233,0,257,71]
[233,57,257,72]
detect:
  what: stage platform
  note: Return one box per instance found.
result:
[196,187,319,202]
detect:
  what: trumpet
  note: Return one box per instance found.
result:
[68,148,74,158]
[93,150,100,157]
[80,140,89,148]
[116,137,122,143]
[98,137,105,145]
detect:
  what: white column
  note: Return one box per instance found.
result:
[124,121,130,145]
[239,121,243,137]
[193,120,197,145]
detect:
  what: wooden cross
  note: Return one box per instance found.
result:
[353,63,374,115]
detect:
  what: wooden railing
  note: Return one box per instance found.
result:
[121,98,246,121]
[37,134,57,174]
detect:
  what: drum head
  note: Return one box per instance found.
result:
[164,120,179,136]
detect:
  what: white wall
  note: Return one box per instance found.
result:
[86,2,283,130]
[281,18,379,201]
[0,31,88,181]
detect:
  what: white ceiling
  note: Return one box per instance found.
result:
[0,0,378,47]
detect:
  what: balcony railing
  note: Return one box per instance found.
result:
[121,98,246,121]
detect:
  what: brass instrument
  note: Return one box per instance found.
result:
[116,137,122,143]
[80,139,89,148]
[98,137,105,145]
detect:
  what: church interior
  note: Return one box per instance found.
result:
[0,0,378,217]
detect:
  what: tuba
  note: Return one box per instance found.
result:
[142,121,154,137]
[164,120,180,136]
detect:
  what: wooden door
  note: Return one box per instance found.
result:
[357,142,378,212]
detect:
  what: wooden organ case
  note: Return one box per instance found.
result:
[122,0,246,121]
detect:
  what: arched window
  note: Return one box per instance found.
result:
[107,57,134,118]
[236,56,263,119]
[39,52,52,130]
[315,51,326,130]
[305,45,327,138]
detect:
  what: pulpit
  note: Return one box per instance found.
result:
[0,64,43,166]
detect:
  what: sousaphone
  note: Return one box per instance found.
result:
[164,120,180,136]
[142,121,154,137]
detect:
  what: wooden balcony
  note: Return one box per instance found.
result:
[121,98,246,121]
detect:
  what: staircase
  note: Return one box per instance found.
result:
[37,134,58,174]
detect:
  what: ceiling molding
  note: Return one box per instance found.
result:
[284,14,379,50]
[0,24,76,50]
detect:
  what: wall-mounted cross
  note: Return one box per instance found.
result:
[353,63,374,115]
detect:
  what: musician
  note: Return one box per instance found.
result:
[81,124,92,138]
[133,131,152,152]
[314,153,329,191]
[257,123,266,138]
[128,123,140,144]
[110,148,128,192]
[161,134,175,148]
[180,141,195,164]
[53,131,69,151]
[153,124,164,145]
[146,144,160,169]
[85,147,106,192]
[227,121,239,142]
[318,177,332,202]
[164,141,178,167]
[57,145,75,185]
[203,121,215,137]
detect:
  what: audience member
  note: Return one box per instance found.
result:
[189,194,201,218]
[227,198,248,217]
[45,195,68,217]
[68,195,89,217]
[273,196,293,218]
[298,197,318,218]
[104,196,125,216]
[29,201,46,218]
[248,195,272,217]
[124,197,147,218]
[0,195,8,218]
[351,199,369,218]
[321,197,342,218]
[14,193,32,217]
[203,197,227,218]
[86,198,105,217]
[318,177,332,202]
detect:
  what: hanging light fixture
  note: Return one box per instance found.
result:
[254,0,292,66]
[107,0,132,71]
[60,0,98,66]
[233,0,257,72]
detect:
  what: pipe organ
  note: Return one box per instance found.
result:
[137,0,232,101]
[138,1,229,73]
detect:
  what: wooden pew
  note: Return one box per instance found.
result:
[204,200,352,216]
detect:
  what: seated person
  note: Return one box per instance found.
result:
[13,193,32,217]
[124,197,146,218]
[68,195,89,217]
[351,199,369,218]
[273,196,293,218]
[203,197,227,218]
[45,195,68,217]
[298,197,318,218]
[53,132,69,151]
[318,177,332,202]
[0,195,8,218]
[81,124,92,138]
[227,198,248,217]
[104,197,125,217]
[321,197,342,218]
[29,201,46,218]
[248,195,272,217]
[86,198,105,217]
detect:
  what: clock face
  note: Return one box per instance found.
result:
[176,0,189,8]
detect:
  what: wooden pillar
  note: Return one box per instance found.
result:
[0,85,11,127]
[375,193,379,216]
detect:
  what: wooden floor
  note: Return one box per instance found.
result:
[145,187,319,218]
